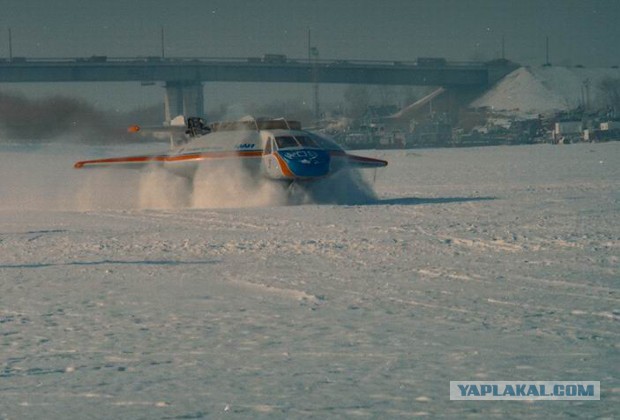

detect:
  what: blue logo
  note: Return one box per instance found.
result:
[279,149,330,177]
[282,150,319,163]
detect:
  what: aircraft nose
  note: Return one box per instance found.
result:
[278,149,330,178]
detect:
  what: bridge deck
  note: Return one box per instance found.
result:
[0,57,513,86]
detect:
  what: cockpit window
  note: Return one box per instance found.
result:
[275,136,299,149]
[294,135,320,148]
[274,135,321,149]
[306,132,343,150]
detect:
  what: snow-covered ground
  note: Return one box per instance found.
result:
[471,66,620,118]
[1,142,618,418]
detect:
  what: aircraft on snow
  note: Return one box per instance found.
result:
[74,116,387,193]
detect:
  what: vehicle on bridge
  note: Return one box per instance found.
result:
[415,57,447,66]
[261,54,288,63]
[74,116,387,197]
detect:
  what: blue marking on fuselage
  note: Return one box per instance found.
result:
[278,149,330,178]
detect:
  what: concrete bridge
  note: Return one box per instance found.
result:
[0,56,517,119]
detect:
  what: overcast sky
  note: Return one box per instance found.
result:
[1,0,619,111]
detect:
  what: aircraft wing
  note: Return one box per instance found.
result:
[74,154,168,169]
[343,153,388,169]
[74,150,262,170]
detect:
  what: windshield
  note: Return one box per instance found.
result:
[294,135,320,148]
[276,133,338,150]
[274,134,320,149]
[306,132,343,151]
[275,136,299,149]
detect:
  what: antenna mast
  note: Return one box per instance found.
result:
[161,26,165,59]
[8,28,13,61]
[308,28,320,123]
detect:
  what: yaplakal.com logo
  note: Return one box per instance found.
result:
[450,381,600,400]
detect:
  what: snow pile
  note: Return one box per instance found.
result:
[471,66,620,118]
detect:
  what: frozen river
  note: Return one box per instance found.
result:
[1,142,618,418]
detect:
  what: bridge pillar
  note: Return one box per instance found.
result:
[164,81,204,122]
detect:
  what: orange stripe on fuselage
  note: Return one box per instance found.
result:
[273,152,294,178]
[165,150,262,162]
